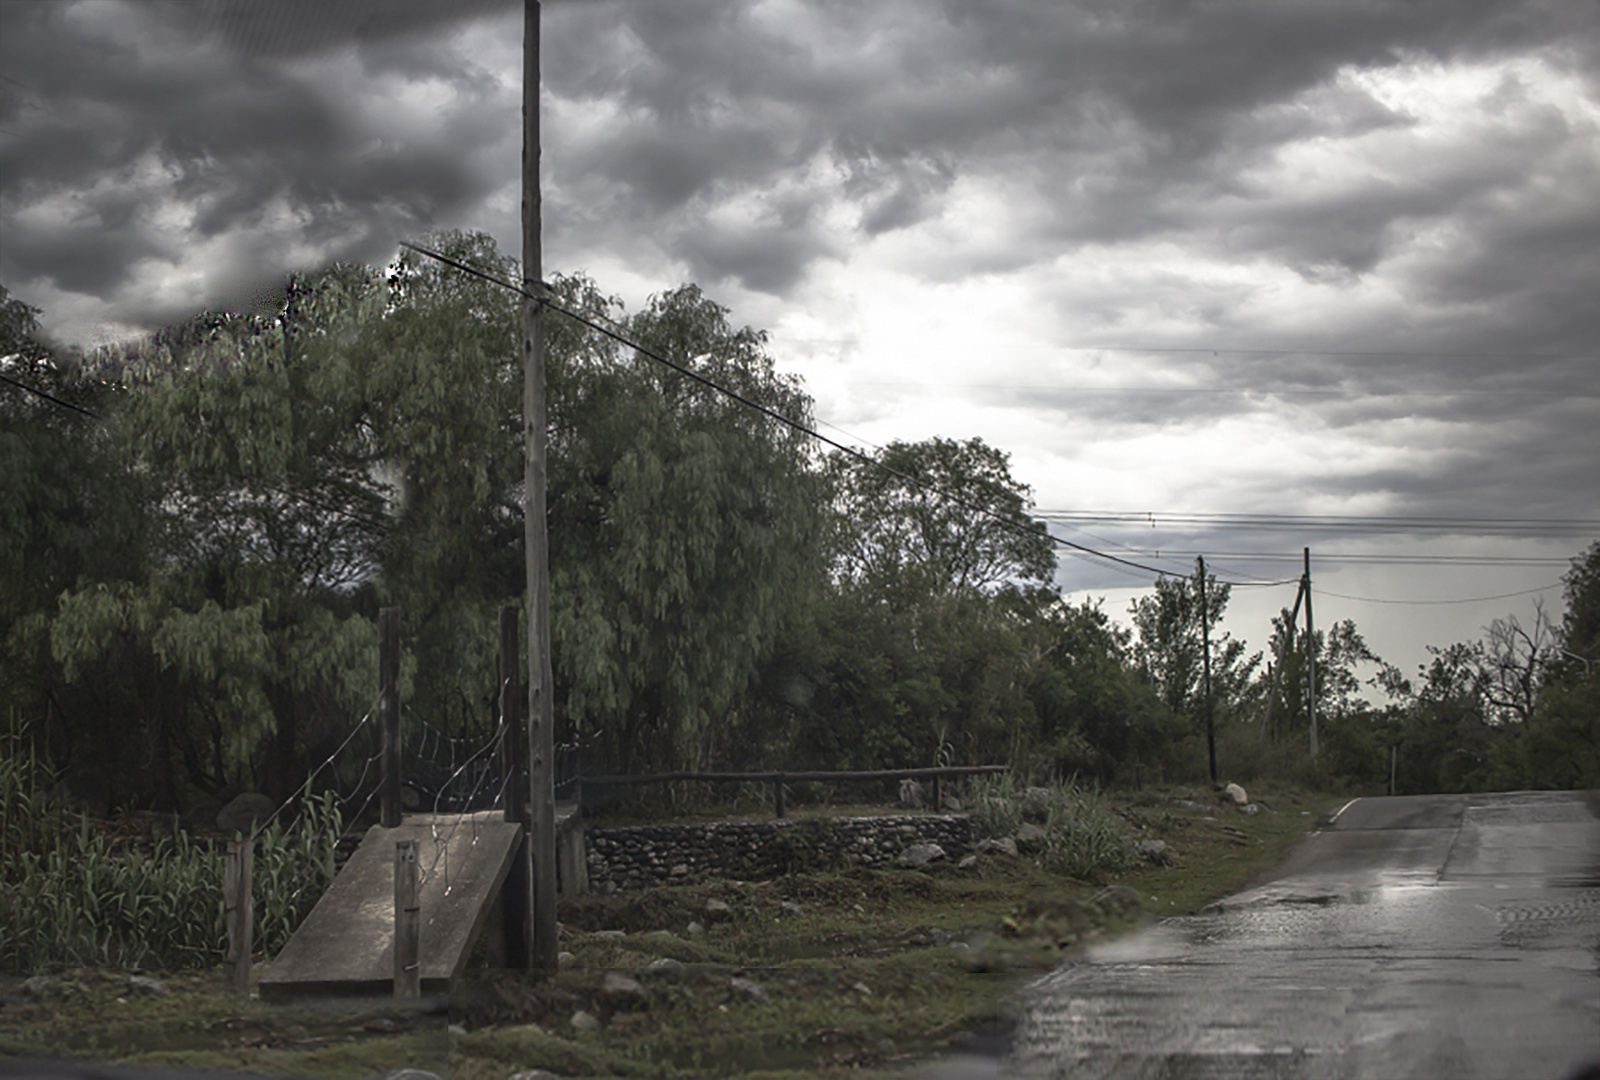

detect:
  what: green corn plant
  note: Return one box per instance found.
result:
[1,722,345,975]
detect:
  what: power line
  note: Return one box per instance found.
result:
[0,371,100,418]
[841,381,1597,399]
[398,240,1200,584]
[768,336,1598,362]
[1034,510,1599,536]
[1078,550,1572,567]
[1317,583,1562,606]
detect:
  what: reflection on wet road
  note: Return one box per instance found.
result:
[1007,791,1600,1079]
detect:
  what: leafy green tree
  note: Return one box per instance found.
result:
[44,268,390,807]
[1021,596,1180,783]
[545,281,825,774]
[1493,542,1600,788]
[782,437,1059,774]
[1555,540,1600,676]
[826,437,1056,597]
[1,286,162,801]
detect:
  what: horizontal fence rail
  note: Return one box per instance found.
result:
[580,765,1009,819]
[582,765,1008,785]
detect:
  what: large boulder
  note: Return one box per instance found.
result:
[898,843,946,868]
[1015,822,1049,852]
[898,779,926,809]
[1222,782,1249,806]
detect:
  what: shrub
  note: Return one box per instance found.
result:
[966,773,1138,882]
[0,718,342,974]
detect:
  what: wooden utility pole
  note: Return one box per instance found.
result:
[1304,547,1318,760]
[1198,556,1216,784]
[379,607,402,828]
[522,0,559,972]
[498,605,529,967]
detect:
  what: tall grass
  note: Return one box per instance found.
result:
[0,719,343,975]
[968,773,1139,882]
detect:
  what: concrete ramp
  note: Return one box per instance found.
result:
[259,812,522,1001]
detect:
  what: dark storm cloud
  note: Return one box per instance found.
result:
[0,0,520,330]
[527,0,1600,357]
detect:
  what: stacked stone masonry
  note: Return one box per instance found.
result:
[585,814,972,891]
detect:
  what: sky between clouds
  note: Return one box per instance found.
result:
[2,0,1598,682]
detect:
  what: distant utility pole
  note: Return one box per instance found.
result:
[1198,556,1216,785]
[522,0,558,972]
[1304,547,1317,761]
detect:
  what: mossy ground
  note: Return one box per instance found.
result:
[0,783,1347,1078]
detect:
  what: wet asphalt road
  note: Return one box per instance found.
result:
[1002,790,1600,1080]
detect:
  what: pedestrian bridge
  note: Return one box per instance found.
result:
[259,805,582,1001]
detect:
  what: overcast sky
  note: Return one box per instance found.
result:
[3,0,1597,685]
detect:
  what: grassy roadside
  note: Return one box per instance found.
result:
[0,783,1348,1079]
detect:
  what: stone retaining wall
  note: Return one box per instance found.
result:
[585,814,972,891]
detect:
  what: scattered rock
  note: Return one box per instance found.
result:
[1240,803,1260,815]
[779,900,804,918]
[601,971,646,1005]
[592,929,627,939]
[1170,798,1211,812]
[20,976,61,999]
[447,1024,467,1036]
[1092,885,1144,916]
[958,854,978,869]
[570,1010,601,1032]
[686,921,706,937]
[1139,839,1171,864]
[704,897,732,917]
[1222,782,1249,806]
[977,836,1019,857]
[369,1071,440,1080]
[126,975,171,998]
[940,790,962,812]
[729,976,770,1005]
[1021,786,1053,821]
[898,779,926,809]
[669,863,689,877]
[898,842,947,868]
[363,1016,408,1034]
[1015,822,1048,850]
[215,791,275,835]
[851,981,872,995]
[645,957,686,977]
[557,951,574,969]
[508,1072,562,1080]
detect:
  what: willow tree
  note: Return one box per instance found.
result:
[547,284,824,774]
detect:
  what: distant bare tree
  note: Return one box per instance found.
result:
[1480,601,1559,724]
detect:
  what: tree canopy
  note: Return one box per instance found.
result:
[2,243,1594,814]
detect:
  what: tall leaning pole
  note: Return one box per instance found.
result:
[522,0,559,972]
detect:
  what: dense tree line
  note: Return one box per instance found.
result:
[2,239,1595,816]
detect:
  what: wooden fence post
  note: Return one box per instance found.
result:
[395,839,420,998]
[380,607,402,828]
[224,839,253,997]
